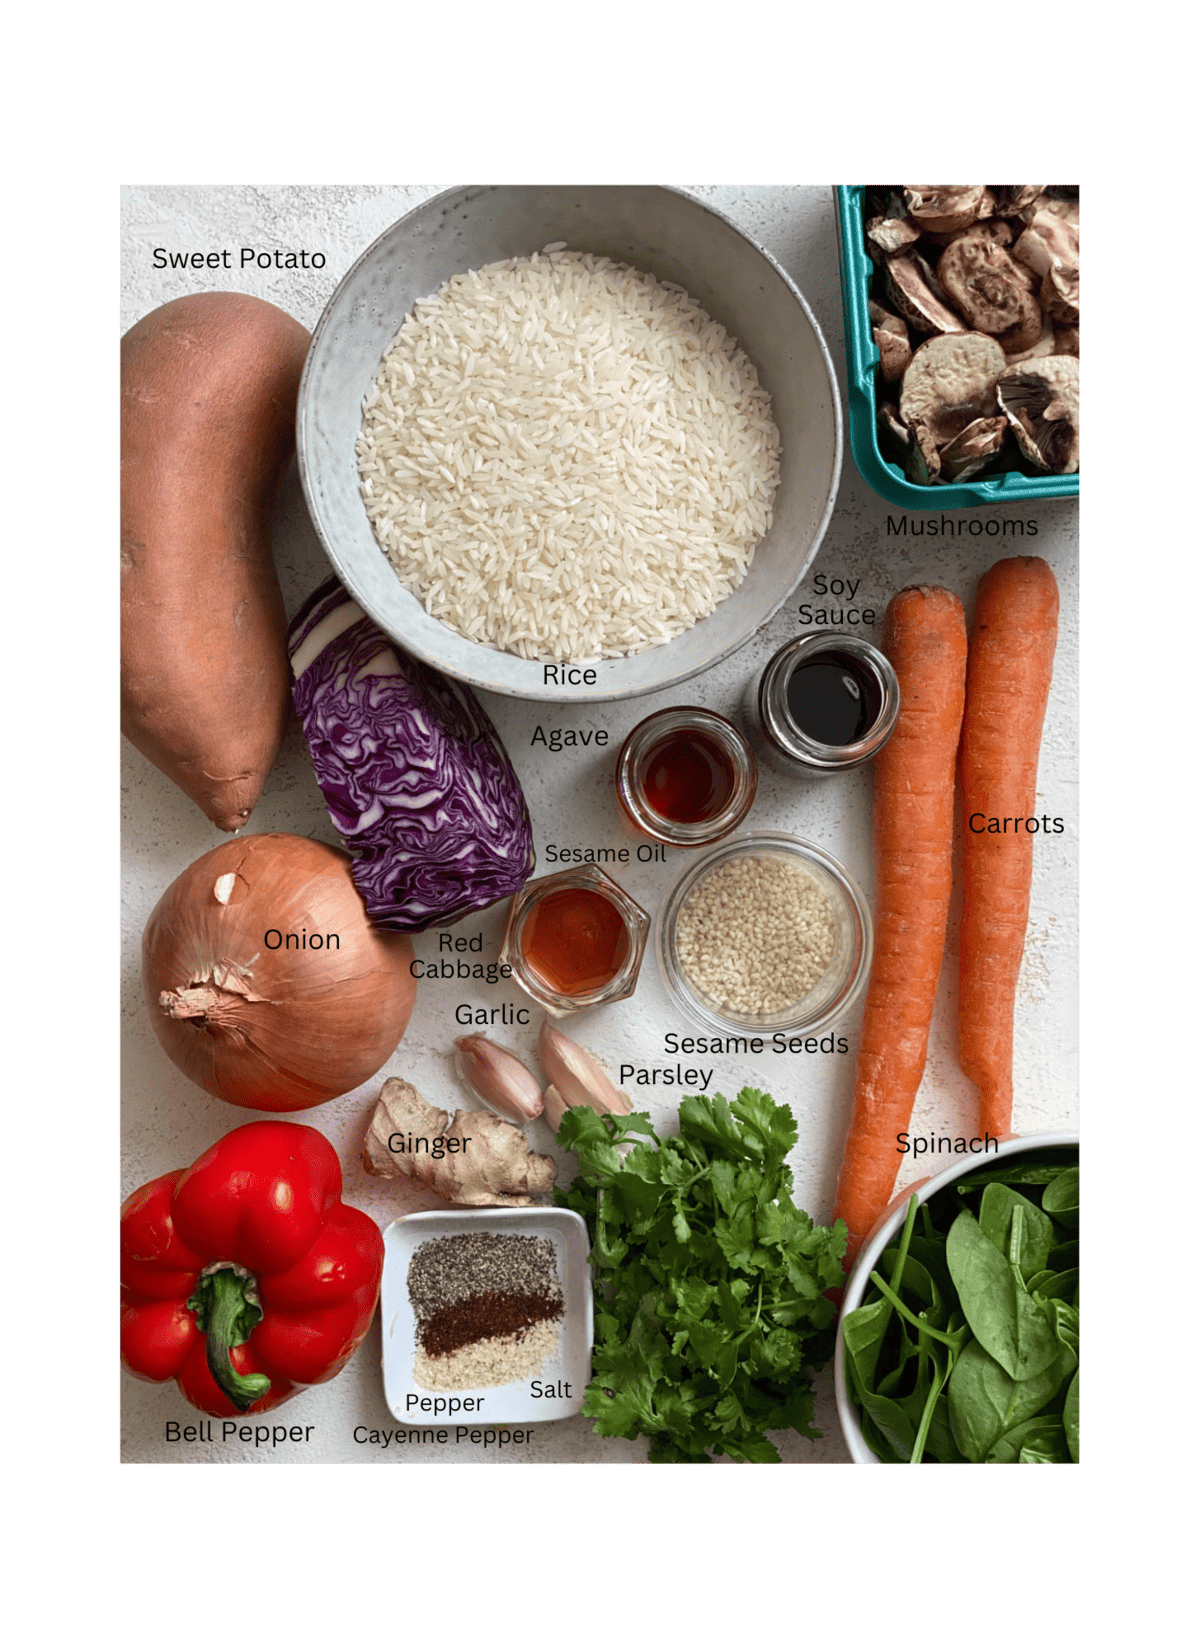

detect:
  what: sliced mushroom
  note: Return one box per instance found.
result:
[864,186,909,223]
[1053,323,1079,357]
[903,185,986,235]
[926,217,1015,252]
[868,300,907,334]
[938,416,1008,481]
[868,301,912,383]
[905,418,942,484]
[991,186,1046,217]
[1013,209,1080,326]
[876,332,912,383]
[913,250,958,309]
[1041,262,1079,326]
[899,332,1007,447]
[866,215,922,259]
[996,356,1079,474]
[877,400,912,456]
[937,238,1044,353]
[1013,209,1079,279]
[886,254,966,335]
[1005,315,1056,364]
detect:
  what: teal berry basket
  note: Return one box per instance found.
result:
[834,186,1079,511]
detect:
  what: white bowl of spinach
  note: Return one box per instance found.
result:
[835,1133,1079,1464]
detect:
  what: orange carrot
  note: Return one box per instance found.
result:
[958,556,1059,1140]
[833,585,967,1266]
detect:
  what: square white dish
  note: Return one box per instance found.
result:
[382,1207,594,1427]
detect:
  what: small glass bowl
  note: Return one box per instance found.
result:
[655,832,873,1037]
[614,706,758,847]
[501,867,650,1017]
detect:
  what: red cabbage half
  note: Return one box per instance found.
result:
[288,577,535,931]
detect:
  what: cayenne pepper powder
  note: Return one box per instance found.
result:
[420,1290,562,1358]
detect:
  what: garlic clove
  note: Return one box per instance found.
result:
[542,1084,567,1132]
[537,1021,633,1118]
[454,1034,543,1122]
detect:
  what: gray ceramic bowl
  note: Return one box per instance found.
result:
[296,185,842,703]
[833,1128,1080,1464]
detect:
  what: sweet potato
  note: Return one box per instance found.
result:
[121,293,310,831]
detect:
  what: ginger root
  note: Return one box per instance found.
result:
[362,1077,555,1207]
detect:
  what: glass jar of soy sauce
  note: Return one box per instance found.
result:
[747,634,899,776]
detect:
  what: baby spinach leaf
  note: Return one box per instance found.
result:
[847,1148,1078,1463]
[904,1235,956,1301]
[868,1270,969,1351]
[985,1415,1067,1464]
[1048,1239,1079,1270]
[954,1158,1071,1193]
[945,1211,1059,1381]
[1041,1165,1080,1228]
[842,1295,894,1398]
[1063,1370,1080,1461]
[909,1338,956,1464]
[948,1335,1076,1462]
[879,1246,944,1323]
[979,1183,1055,1278]
[877,1359,912,1397]
[1032,1267,1079,1303]
[1019,1430,1071,1464]
[1044,1297,1079,1357]
[861,1390,916,1458]
[921,1394,969,1463]
[859,1405,904,1464]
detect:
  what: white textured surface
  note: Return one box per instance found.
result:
[120,185,1079,1466]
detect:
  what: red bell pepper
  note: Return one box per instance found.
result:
[121,1120,383,1417]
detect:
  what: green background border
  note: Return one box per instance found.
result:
[16,3,1160,1635]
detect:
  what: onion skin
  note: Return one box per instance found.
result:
[142,833,416,1111]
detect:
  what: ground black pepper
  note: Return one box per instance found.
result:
[408,1233,560,1318]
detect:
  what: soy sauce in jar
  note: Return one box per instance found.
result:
[785,654,881,747]
[748,633,900,776]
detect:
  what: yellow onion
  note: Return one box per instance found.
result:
[142,833,417,1111]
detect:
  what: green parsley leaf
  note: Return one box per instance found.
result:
[555,1089,847,1463]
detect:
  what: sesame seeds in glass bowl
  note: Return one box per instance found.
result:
[655,833,872,1037]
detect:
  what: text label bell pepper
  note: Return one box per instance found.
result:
[121,1120,384,1417]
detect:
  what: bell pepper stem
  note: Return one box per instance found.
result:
[191,1267,272,1413]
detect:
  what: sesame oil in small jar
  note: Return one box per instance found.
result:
[501,868,651,1016]
[519,885,630,996]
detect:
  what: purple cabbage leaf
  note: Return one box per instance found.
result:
[289,577,535,931]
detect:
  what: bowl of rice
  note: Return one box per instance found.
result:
[297,185,842,702]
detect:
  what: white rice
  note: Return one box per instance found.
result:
[356,249,781,662]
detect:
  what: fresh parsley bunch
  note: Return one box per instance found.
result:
[555,1089,847,1463]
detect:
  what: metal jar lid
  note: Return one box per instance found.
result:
[756,632,899,774]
